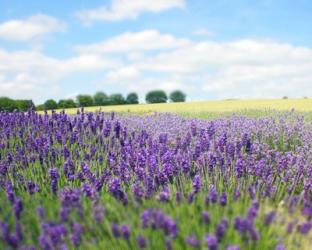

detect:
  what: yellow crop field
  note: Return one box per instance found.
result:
[57,98,312,115]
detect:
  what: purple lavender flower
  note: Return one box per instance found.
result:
[192,175,201,193]
[204,234,218,250]
[5,180,15,204]
[108,178,121,196]
[0,222,18,248]
[286,221,295,234]
[27,181,39,195]
[157,187,170,202]
[245,139,252,154]
[120,225,130,240]
[201,211,210,224]
[38,234,50,250]
[215,218,228,241]
[70,222,83,247]
[92,202,104,223]
[136,235,146,248]
[264,211,276,225]
[59,187,80,205]
[247,201,259,221]
[234,158,244,178]
[219,192,227,206]
[13,198,23,220]
[233,188,240,202]
[175,192,181,203]
[165,238,172,250]
[80,162,95,183]
[39,222,67,249]
[275,242,285,250]
[247,185,255,200]
[82,183,93,198]
[298,221,312,234]
[163,216,178,238]
[59,207,68,222]
[111,223,120,238]
[141,210,151,228]
[226,246,240,250]
[49,168,59,194]
[301,202,312,217]
[185,235,200,248]
[208,185,218,204]
[187,192,195,204]
[15,221,23,241]
[248,226,259,241]
[36,205,45,219]
[0,163,7,176]
[132,182,144,201]
[234,217,246,234]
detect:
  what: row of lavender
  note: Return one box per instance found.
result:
[0,110,311,249]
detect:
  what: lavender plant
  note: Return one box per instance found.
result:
[0,110,311,249]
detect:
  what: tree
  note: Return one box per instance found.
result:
[0,98,34,112]
[109,94,125,105]
[58,99,76,109]
[36,104,45,111]
[0,97,18,112]
[15,100,35,111]
[145,90,167,104]
[43,99,58,110]
[126,92,139,104]
[169,90,186,102]
[94,91,109,106]
[76,95,94,107]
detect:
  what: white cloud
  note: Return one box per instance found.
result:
[0,48,120,102]
[75,30,191,54]
[0,72,59,101]
[61,54,121,72]
[147,39,312,99]
[106,66,141,82]
[193,28,213,37]
[0,14,66,42]
[136,39,312,74]
[202,64,312,99]
[2,28,312,103]
[76,0,185,23]
[0,49,119,75]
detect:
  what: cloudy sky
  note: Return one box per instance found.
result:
[0,0,312,103]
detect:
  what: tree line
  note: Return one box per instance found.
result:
[0,97,34,112]
[0,90,186,111]
[37,92,139,110]
[38,90,186,110]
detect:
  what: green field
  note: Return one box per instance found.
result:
[52,98,312,119]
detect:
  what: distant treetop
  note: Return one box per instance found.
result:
[169,90,186,102]
[126,92,139,104]
[145,90,168,104]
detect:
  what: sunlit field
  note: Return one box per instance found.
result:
[55,98,312,115]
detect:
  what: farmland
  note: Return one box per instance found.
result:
[55,98,312,113]
[50,99,312,121]
[0,104,311,249]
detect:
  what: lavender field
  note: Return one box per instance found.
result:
[0,110,311,250]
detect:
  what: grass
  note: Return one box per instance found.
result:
[46,98,312,121]
[54,99,312,114]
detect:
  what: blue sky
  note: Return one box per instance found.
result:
[0,0,312,103]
